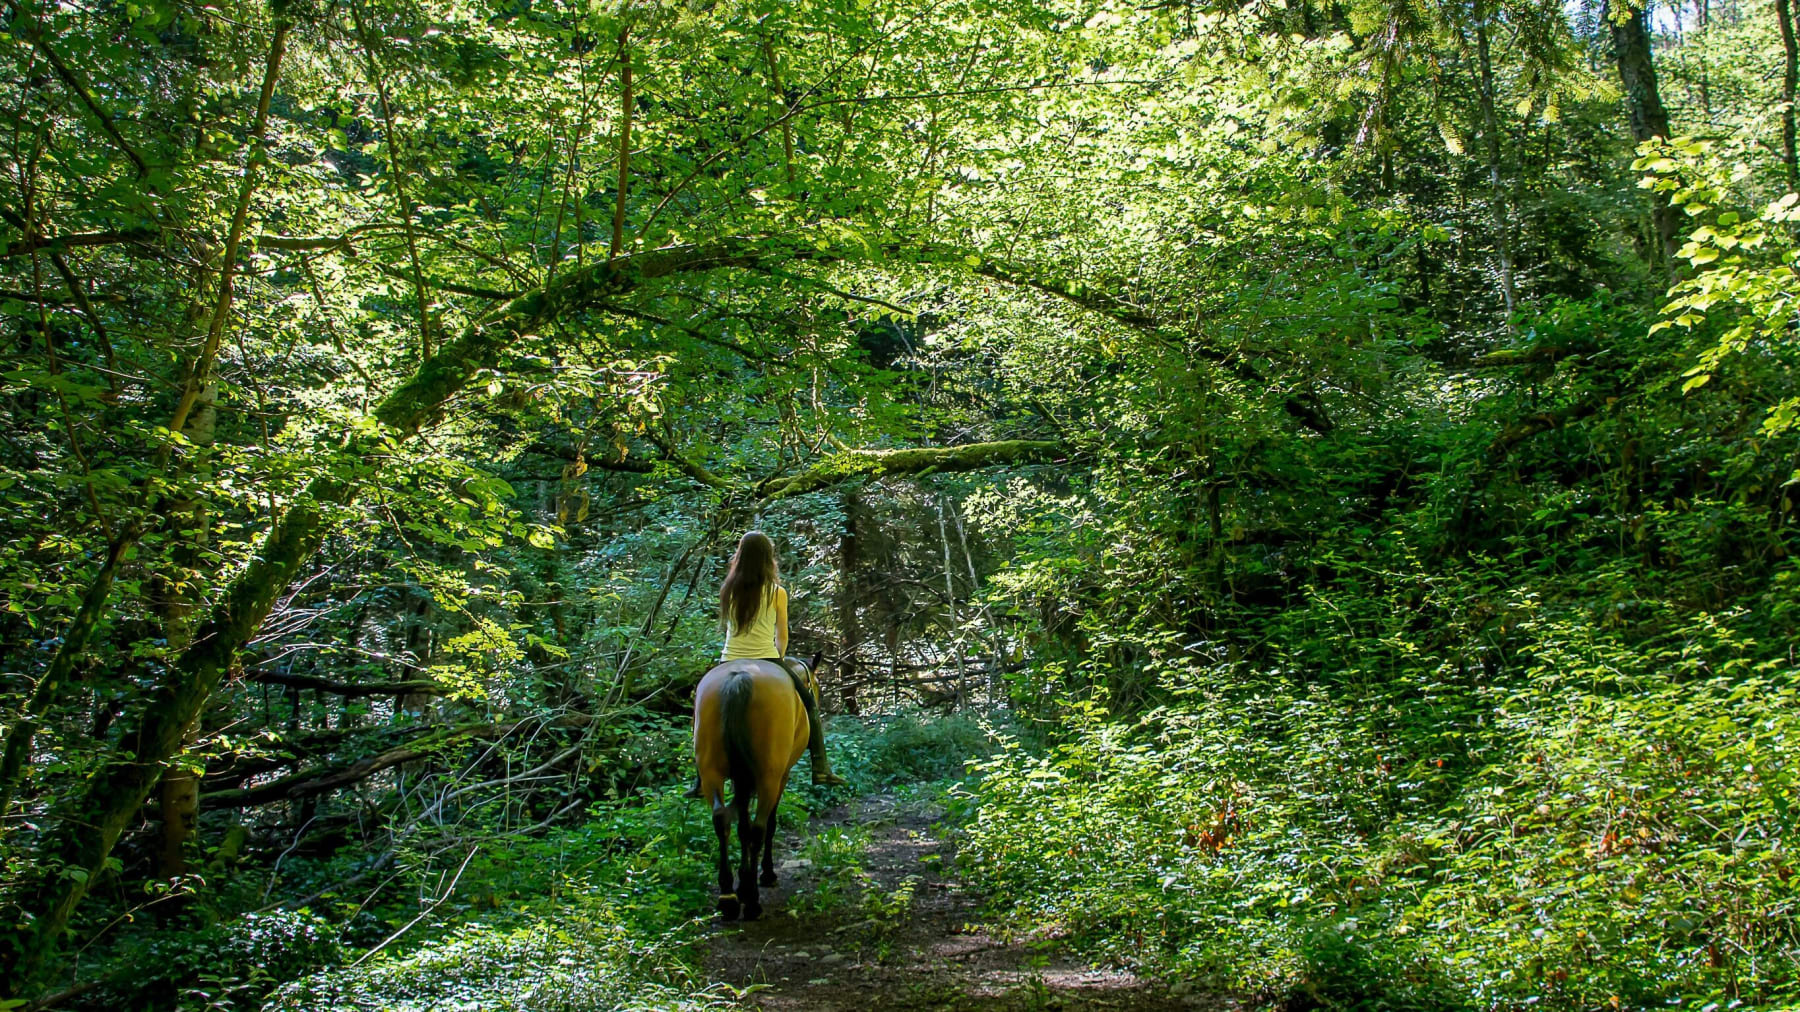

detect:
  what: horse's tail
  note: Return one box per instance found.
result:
[720,669,757,796]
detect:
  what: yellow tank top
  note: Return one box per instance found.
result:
[721,584,785,660]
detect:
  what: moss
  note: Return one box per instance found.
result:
[761,440,1064,501]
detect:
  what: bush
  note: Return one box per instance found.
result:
[266,792,730,1011]
[265,894,725,1012]
[96,909,347,1011]
[829,709,1001,789]
[959,595,1800,1011]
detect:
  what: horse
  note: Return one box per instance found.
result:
[691,653,822,920]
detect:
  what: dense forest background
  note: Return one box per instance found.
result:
[1,0,1798,1006]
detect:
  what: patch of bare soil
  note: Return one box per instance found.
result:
[701,793,1234,1011]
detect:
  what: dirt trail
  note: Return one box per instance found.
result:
[702,793,1230,1011]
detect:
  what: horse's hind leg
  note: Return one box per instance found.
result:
[758,776,786,888]
[712,799,739,921]
[735,788,764,920]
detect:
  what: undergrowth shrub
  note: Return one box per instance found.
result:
[101,909,346,1011]
[785,709,999,808]
[960,596,1800,1011]
[265,894,725,1012]
[262,793,729,1011]
[838,710,997,787]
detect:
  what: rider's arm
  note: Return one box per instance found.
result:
[775,585,789,656]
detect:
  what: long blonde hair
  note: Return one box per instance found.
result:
[719,531,779,632]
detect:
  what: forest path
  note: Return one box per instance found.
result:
[700,792,1227,1011]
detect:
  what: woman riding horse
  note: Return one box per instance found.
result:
[688,532,845,794]
[690,531,845,920]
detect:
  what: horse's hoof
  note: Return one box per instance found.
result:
[742,901,763,921]
[718,895,740,921]
[760,870,778,887]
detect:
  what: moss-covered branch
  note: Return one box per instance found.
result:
[755,440,1066,502]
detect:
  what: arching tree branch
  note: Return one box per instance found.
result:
[756,439,1066,502]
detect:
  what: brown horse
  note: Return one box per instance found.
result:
[691,654,821,920]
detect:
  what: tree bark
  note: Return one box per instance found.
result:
[1779,0,1799,190]
[1607,0,1679,261]
[610,27,633,261]
[1472,0,1519,319]
[836,492,863,715]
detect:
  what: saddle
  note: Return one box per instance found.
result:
[772,657,820,708]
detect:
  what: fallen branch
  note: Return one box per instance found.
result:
[203,713,595,809]
[1467,345,1586,369]
[245,670,457,698]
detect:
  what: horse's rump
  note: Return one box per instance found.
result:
[693,659,811,802]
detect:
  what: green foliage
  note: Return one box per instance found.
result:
[828,711,998,790]
[266,794,727,1012]
[1641,138,1800,447]
[785,826,872,919]
[7,0,1800,1003]
[963,595,1800,1008]
[118,910,346,1012]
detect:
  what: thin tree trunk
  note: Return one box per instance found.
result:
[153,378,218,879]
[170,21,290,435]
[762,37,796,190]
[610,27,632,261]
[350,1,435,358]
[1697,0,1712,115]
[1473,0,1519,319]
[1779,0,1799,189]
[937,498,965,708]
[837,492,862,715]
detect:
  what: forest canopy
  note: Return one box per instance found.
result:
[1,0,1798,1006]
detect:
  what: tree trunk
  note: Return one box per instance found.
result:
[154,378,217,879]
[610,27,633,261]
[1473,0,1519,319]
[937,497,965,709]
[1607,0,1679,261]
[395,594,435,718]
[1779,0,1799,190]
[837,492,863,715]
